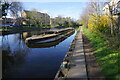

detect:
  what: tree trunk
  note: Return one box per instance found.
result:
[5,16,7,31]
[108,4,114,36]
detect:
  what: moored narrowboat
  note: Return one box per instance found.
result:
[25,28,75,44]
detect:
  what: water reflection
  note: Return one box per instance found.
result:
[1,30,76,78]
[22,31,43,40]
[2,34,30,78]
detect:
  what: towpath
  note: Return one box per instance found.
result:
[65,27,104,80]
[66,28,88,79]
[55,27,104,80]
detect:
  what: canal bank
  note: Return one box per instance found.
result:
[55,27,104,80]
[55,27,88,79]
[1,28,50,35]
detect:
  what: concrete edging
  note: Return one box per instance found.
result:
[55,27,88,80]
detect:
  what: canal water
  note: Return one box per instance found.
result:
[1,30,76,78]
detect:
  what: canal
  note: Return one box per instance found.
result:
[1,29,76,78]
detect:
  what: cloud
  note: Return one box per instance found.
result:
[40,10,48,13]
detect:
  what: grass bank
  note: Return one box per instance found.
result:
[83,28,120,80]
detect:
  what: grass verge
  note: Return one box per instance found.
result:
[83,28,120,80]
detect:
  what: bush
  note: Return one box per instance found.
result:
[88,14,111,34]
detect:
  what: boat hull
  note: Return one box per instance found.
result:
[25,28,75,44]
[26,30,75,48]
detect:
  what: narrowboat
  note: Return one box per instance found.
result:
[25,28,75,44]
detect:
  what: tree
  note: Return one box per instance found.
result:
[55,16,63,26]
[1,3,9,17]
[63,21,69,27]
[1,0,23,18]
[107,2,120,36]
[26,9,42,27]
[1,2,9,29]
[79,2,95,28]
[69,21,77,27]
[9,2,23,18]
[1,0,23,29]
[108,3,114,35]
[0,1,2,18]
[80,1,109,32]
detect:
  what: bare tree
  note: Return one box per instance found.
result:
[108,3,114,35]
[9,2,23,18]
[0,1,2,18]
[2,0,23,29]
[80,4,91,28]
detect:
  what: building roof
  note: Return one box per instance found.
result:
[23,10,50,17]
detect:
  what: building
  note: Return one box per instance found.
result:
[103,0,120,15]
[2,18,14,25]
[21,10,50,26]
[44,13,50,26]
[103,0,120,32]
[50,18,56,25]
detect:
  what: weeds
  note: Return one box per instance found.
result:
[83,28,120,80]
